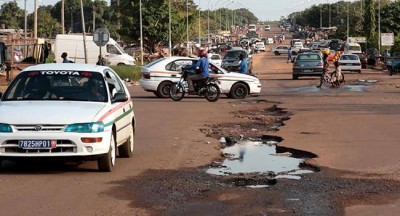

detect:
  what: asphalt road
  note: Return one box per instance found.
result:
[1,25,400,215]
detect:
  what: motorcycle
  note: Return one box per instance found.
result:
[169,67,221,102]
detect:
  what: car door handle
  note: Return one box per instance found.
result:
[171,74,177,77]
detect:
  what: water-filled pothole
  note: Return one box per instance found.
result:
[207,139,318,182]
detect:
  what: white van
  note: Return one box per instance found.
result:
[345,43,362,54]
[54,34,135,66]
[248,24,256,32]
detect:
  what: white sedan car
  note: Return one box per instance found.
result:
[139,57,262,99]
[272,45,290,55]
[0,63,135,172]
[339,54,362,73]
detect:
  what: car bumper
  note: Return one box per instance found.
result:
[249,82,262,94]
[293,68,323,76]
[139,79,159,92]
[0,131,112,158]
[341,66,361,71]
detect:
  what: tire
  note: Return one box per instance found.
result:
[157,82,172,98]
[97,134,116,172]
[170,83,185,101]
[205,83,220,102]
[153,92,161,97]
[118,125,134,158]
[274,51,280,55]
[292,74,299,80]
[229,83,249,99]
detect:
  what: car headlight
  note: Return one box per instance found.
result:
[0,123,12,133]
[65,122,104,133]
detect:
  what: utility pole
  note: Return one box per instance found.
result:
[378,0,381,52]
[140,0,143,65]
[93,3,96,32]
[34,0,37,39]
[61,0,65,34]
[347,2,349,43]
[328,1,331,28]
[320,4,322,28]
[169,0,172,56]
[80,0,88,63]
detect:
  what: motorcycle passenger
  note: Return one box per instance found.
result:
[188,49,210,93]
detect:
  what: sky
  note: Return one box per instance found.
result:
[14,0,358,22]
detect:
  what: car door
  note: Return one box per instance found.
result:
[165,59,196,81]
[104,69,132,145]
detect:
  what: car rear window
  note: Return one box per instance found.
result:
[341,55,359,60]
[297,54,321,61]
[211,55,220,60]
[225,51,247,58]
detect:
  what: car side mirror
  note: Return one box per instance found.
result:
[112,92,129,103]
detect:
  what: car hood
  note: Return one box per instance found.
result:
[0,101,106,124]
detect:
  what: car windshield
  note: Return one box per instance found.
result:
[224,51,247,59]
[2,70,108,102]
[297,54,321,61]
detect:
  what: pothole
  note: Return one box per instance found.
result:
[206,137,319,186]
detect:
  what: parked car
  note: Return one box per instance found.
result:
[264,25,271,31]
[139,57,261,99]
[272,45,290,55]
[0,63,136,172]
[208,53,222,66]
[292,53,324,79]
[356,53,368,69]
[338,54,362,73]
[221,49,253,73]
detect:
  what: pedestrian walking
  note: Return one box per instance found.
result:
[287,47,292,63]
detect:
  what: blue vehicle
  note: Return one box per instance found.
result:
[388,52,400,76]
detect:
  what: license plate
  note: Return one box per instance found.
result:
[18,140,57,149]
[346,63,353,66]
[303,69,313,72]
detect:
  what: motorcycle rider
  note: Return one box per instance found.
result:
[188,49,210,93]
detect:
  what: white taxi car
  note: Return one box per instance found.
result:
[139,57,262,99]
[0,63,135,172]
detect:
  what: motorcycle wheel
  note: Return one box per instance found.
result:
[204,83,220,102]
[170,83,185,101]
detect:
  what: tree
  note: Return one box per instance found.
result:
[118,0,199,53]
[364,0,377,48]
[0,1,24,29]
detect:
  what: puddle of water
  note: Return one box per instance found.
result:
[275,175,302,180]
[207,140,314,179]
[289,85,369,93]
[247,185,270,188]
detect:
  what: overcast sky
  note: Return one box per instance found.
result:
[17,0,358,21]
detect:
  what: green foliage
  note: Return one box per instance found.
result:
[392,35,400,53]
[111,65,142,81]
[0,2,24,29]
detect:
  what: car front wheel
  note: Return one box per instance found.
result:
[118,125,134,158]
[230,83,249,99]
[97,134,116,172]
